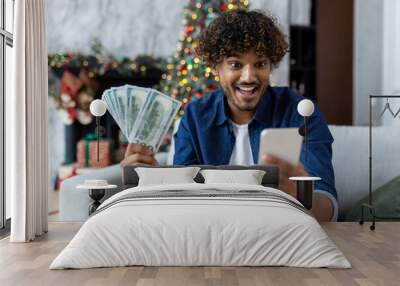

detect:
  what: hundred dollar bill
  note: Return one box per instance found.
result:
[101,89,121,130]
[110,86,129,136]
[125,85,149,142]
[132,89,159,146]
[148,91,181,151]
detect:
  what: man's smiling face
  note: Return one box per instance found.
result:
[214,50,272,123]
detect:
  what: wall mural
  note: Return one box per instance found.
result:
[46,0,311,189]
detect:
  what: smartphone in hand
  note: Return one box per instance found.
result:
[258,128,303,166]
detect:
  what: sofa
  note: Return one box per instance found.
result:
[59,125,400,221]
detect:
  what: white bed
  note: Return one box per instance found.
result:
[50,183,350,269]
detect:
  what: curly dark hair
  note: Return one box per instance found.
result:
[196,9,289,67]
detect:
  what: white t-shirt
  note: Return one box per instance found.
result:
[229,121,254,165]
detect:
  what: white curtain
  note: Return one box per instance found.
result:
[9,0,48,242]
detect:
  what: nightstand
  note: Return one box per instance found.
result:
[76,183,117,215]
[289,176,321,210]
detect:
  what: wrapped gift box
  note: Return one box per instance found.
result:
[76,134,112,168]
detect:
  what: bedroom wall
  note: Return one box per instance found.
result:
[47,0,187,59]
[353,0,400,126]
[353,0,383,126]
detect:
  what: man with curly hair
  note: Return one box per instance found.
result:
[122,9,337,221]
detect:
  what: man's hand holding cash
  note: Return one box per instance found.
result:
[101,85,180,167]
[120,143,159,167]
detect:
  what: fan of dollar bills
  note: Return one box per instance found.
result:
[101,85,181,152]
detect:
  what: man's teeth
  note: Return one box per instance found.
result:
[238,86,256,92]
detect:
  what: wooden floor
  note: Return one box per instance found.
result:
[0,222,399,286]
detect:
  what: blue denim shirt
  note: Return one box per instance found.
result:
[173,86,336,200]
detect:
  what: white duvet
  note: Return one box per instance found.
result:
[50,183,351,269]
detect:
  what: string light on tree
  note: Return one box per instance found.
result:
[158,0,249,114]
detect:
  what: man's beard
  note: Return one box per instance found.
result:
[226,93,258,111]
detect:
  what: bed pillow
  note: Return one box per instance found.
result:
[135,167,201,186]
[200,169,266,185]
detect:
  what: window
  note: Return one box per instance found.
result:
[1,0,14,233]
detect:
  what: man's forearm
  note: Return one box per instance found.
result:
[276,179,335,221]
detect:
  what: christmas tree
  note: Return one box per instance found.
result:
[159,0,249,116]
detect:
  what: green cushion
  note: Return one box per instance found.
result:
[345,175,400,221]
